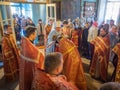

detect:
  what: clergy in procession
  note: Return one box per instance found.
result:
[111,43,120,82]
[19,26,44,90]
[71,27,83,52]
[2,24,19,82]
[89,25,110,82]
[46,20,62,54]
[58,37,87,90]
[61,20,72,39]
[71,29,79,47]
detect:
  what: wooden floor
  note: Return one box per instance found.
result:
[0,58,114,90]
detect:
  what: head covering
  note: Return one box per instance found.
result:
[49,18,54,21]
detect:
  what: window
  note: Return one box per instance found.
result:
[105,2,120,24]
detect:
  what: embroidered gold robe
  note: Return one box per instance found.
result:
[48,74,79,90]
[89,35,110,81]
[19,37,44,90]
[112,43,120,82]
[59,38,87,90]
[71,30,78,47]
[32,68,78,90]
[2,34,19,82]
[32,69,57,90]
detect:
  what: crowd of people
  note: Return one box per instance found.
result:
[1,14,120,90]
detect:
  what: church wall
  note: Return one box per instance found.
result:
[52,0,99,21]
[80,0,97,17]
[61,0,81,20]
[61,0,99,21]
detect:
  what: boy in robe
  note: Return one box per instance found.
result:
[32,52,78,90]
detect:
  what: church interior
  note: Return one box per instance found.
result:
[0,0,120,90]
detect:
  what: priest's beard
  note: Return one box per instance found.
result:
[100,34,107,37]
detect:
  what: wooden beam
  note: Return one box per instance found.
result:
[11,1,47,4]
[0,2,10,5]
[0,19,12,22]
[0,1,50,5]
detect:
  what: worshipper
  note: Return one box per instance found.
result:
[82,22,90,58]
[111,43,120,82]
[61,20,72,38]
[73,17,81,29]
[89,26,110,82]
[21,16,27,30]
[46,21,62,54]
[45,18,54,39]
[78,27,84,52]
[36,19,45,46]
[21,16,27,36]
[32,52,79,90]
[14,18,21,41]
[2,24,19,82]
[68,18,74,29]
[58,37,87,90]
[109,25,118,49]
[14,14,21,26]
[98,82,120,90]
[19,26,44,90]
[109,25,118,61]
[88,21,98,42]
[109,19,115,32]
[27,18,35,27]
[87,21,98,60]
[80,16,86,28]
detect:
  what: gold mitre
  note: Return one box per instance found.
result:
[55,20,62,27]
